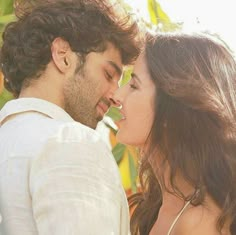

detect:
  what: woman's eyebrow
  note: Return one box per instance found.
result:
[131,72,141,83]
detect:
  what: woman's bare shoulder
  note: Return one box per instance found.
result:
[172,203,230,235]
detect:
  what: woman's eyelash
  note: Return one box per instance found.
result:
[129,84,137,89]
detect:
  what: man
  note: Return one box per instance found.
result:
[0,1,140,234]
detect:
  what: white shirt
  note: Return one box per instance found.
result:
[0,98,130,235]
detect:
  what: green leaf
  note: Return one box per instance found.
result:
[0,0,14,16]
[112,143,126,164]
[119,67,132,87]
[128,150,138,192]
[0,13,15,25]
[147,0,181,31]
[0,88,13,109]
[148,0,169,25]
[106,106,122,121]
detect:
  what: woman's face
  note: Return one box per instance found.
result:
[113,53,156,148]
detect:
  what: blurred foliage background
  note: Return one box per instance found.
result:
[0,0,181,195]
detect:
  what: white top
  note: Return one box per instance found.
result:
[0,98,130,235]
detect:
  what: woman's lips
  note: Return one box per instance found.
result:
[117,109,126,122]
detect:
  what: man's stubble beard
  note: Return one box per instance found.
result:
[63,63,102,129]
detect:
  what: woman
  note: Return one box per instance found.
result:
[113,32,236,235]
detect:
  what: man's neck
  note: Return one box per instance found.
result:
[19,82,64,109]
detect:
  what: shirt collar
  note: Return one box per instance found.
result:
[0,98,74,124]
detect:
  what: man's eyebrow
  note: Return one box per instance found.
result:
[107,61,122,76]
[131,72,141,83]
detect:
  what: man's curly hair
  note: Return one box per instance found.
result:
[0,0,141,96]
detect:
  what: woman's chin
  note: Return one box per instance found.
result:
[116,131,140,147]
[116,131,129,145]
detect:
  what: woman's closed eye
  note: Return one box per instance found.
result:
[129,83,137,89]
[129,80,138,90]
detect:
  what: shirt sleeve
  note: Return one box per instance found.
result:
[29,133,129,235]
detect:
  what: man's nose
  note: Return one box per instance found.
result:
[106,81,119,106]
[109,97,122,108]
[110,88,123,108]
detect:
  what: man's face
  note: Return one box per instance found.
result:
[63,43,122,129]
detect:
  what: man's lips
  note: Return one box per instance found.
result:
[97,101,109,114]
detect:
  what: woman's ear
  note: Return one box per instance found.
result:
[51,37,72,73]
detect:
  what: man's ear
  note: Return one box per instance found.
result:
[51,37,72,73]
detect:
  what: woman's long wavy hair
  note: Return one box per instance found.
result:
[129,32,236,235]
